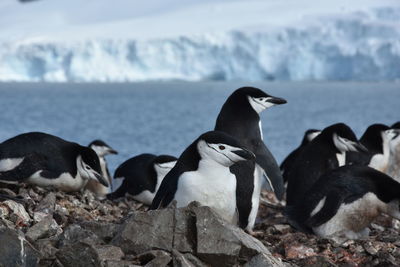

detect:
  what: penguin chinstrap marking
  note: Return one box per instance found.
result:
[85,140,118,198]
[108,154,177,205]
[346,124,400,173]
[150,131,255,225]
[281,129,321,185]
[214,86,287,232]
[285,123,366,206]
[286,165,400,243]
[0,132,108,192]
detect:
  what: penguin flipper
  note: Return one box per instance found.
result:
[150,168,179,210]
[306,191,345,228]
[107,181,127,200]
[0,154,44,182]
[255,142,284,200]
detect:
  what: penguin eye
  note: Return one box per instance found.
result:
[219,145,225,150]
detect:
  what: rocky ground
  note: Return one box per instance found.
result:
[0,185,400,266]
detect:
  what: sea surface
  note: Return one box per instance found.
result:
[0,81,399,176]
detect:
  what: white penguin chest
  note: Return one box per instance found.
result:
[175,161,237,223]
[27,170,87,192]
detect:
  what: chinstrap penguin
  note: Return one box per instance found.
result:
[388,122,400,181]
[0,132,108,191]
[214,86,286,232]
[285,123,366,206]
[346,124,399,172]
[281,129,321,184]
[286,165,400,243]
[107,154,177,205]
[85,140,118,198]
[150,131,255,224]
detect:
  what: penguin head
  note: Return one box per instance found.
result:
[302,129,321,145]
[153,155,177,174]
[196,131,255,167]
[228,87,287,114]
[78,147,109,187]
[388,128,400,151]
[321,123,366,153]
[360,124,393,154]
[392,122,400,129]
[88,140,118,157]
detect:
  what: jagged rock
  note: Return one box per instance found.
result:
[56,242,102,267]
[3,200,31,226]
[94,245,124,261]
[135,250,172,266]
[35,192,56,213]
[36,238,59,259]
[26,215,61,241]
[105,261,140,267]
[79,221,119,243]
[112,208,175,254]
[58,224,102,248]
[0,227,40,266]
[172,249,208,267]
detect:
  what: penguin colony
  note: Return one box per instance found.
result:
[0,87,399,244]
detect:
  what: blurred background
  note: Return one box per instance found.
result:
[0,0,399,172]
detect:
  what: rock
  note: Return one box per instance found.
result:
[79,221,119,243]
[3,200,31,226]
[244,253,293,267]
[285,243,316,259]
[56,242,102,267]
[35,192,56,214]
[26,215,61,241]
[173,207,196,253]
[105,261,140,267]
[35,238,59,259]
[112,209,175,254]
[135,250,171,267]
[58,224,102,248]
[193,205,283,266]
[173,250,208,267]
[0,203,10,218]
[0,228,40,266]
[94,245,124,261]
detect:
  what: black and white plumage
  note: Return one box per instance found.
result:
[0,132,107,191]
[347,124,399,172]
[214,86,286,232]
[286,123,366,206]
[388,122,400,181]
[286,165,400,243]
[107,154,177,205]
[281,129,321,184]
[85,140,118,198]
[150,131,255,224]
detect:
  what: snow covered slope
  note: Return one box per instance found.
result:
[0,0,399,82]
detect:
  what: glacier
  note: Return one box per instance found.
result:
[0,6,399,82]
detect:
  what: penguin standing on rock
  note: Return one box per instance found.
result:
[286,165,400,243]
[214,87,286,232]
[107,154,177,205]
[281,129,321,184]
[151,131,255,224]
[285,123,366,206]
[0,132,108,192]
[85,140,118,198]
[347,124,399,172]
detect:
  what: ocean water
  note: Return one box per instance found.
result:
[0,81,399,175]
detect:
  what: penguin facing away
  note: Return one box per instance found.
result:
[214,86,286,232]
[281,129,321,184]
[85,140,118,198]
[286,165,400,243]
[150,131,255,224]
[285,123,366,206]
[0,132,108,192]
[107,154,177,205]
[347,124,399,172]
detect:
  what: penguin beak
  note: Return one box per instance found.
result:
[266,96,287,105]
[354,142,368,153]
[107,148,118,155]
[232,148,255,161]
[94,173,109,187]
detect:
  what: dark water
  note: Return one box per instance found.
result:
[0,81,399,174]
